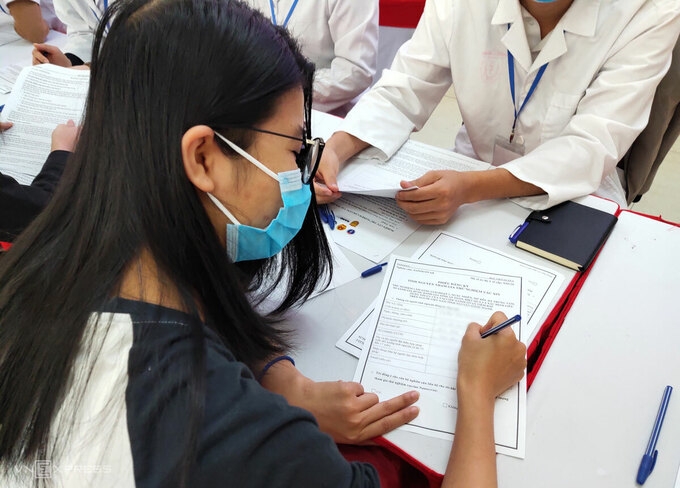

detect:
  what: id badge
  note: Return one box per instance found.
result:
[493,134,525,166]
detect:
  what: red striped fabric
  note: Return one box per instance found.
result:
[379,0,426,29]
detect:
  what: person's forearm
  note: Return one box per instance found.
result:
[442,392,498,488]
[462,168,544,205]
[258,358,311,406]
[9,1,49,43]
[326,131,371,166]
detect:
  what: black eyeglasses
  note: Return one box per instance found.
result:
[242,127,325,185]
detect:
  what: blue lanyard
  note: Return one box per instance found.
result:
[507,51,548,143]
[89,0,108,23]
[269,0,299,27]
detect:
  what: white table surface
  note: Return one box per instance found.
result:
[497,211,680,488]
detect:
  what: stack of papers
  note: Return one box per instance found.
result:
[336,232,569,470]
[0,64,89,184]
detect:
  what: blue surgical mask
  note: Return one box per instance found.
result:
[207,132,311,262]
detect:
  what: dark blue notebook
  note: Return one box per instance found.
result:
[509,201,618,271]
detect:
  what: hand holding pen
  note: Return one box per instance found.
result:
[481,314,521,338]
[32,44,71,67]
[458,312,527,400]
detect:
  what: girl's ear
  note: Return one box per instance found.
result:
[181,125,225,193]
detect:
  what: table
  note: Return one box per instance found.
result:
[288,193,680,486]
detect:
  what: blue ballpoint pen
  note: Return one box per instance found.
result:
[480,314,521,338]
[636,385,673,485]
[319,205,336,231]
[361,262,387,278]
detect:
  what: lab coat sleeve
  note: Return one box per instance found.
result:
[507,3,680,210]
[312,0,379,114]
[52,0,97,63]
[339,0,454,160]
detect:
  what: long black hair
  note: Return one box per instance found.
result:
[0,0,331,478]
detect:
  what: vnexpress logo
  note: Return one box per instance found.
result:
[34,460,52,479]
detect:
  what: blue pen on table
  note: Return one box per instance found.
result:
[480,314,521,338]
[361,262,388,278]
[318,204,336,231]
[636,385,673,485]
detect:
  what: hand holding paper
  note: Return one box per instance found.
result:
[335,140,491,200]
[260,360,420,445]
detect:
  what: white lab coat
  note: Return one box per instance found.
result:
[0,0,65,33]
[245,0,379,116]
[340,0,680,209]
[52,0,112,63]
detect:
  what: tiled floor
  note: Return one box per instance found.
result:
[411,89,680,223]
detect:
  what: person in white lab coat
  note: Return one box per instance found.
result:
[315,0,680,225]
[245,0,378,117]
[0,0,65,43]
[31,0,112,66]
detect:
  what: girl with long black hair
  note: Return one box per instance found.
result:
[0,0,526,486]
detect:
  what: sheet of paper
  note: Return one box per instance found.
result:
[329,193,420,263]
[0,65,22,94]
[412,232,565,343]
[312,225,361,297]
[337,232,566,358]
[336,139,492,197]
[336,299,376,357]
[310,109,342,140]
[675,463,680,488]
[255,225,360,313]
[354,257,526,458]
[0,64,89,184]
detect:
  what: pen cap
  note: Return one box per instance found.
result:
[636,451,657,485]
[361,265,383,278]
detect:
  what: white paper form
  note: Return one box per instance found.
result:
[329,193,420,263]
[354,257,526,458]
[412,232,565,344]
[0,64,89,184]
[337,232,566,357]
[336,140,492,198]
